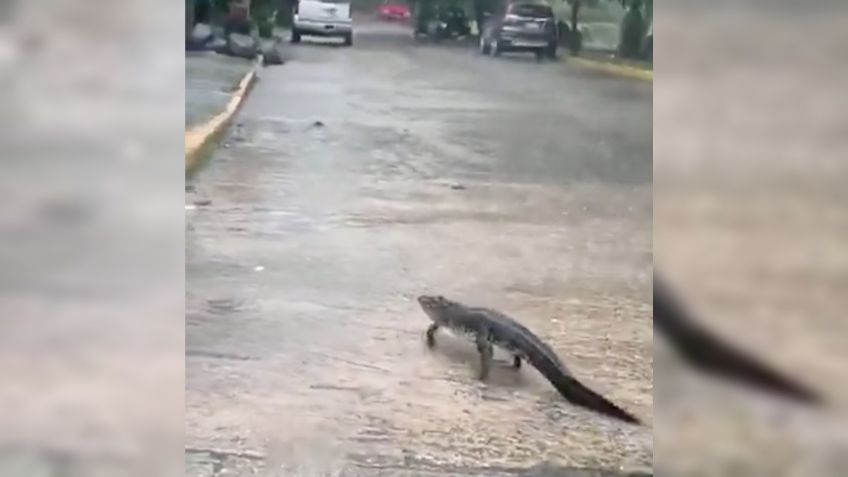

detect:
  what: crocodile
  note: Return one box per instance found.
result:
[418,295,642,425]
[654,273,822,405]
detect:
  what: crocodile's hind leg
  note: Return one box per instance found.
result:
[512,355,522,369]
[475,332,494,381]
[426,323,439,348]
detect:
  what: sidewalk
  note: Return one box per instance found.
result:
[567,50,652,81]
[186,52,257,129]
[185,52,259,174]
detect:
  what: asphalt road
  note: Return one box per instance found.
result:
[186,53,255,129]
[186,21,652,477]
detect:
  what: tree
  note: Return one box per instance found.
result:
[252,0,277,37]
[276,0,295,27]
[559,0,650,57]
[617,0,645,58]
[563,0,600,55]
[472,0,488,36]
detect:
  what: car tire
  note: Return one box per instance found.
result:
[490,39,500,57]
[479,36,489,55]
[344,32,353,46]
[546,43,558,59]
[291,29,301,44]
[535,48,545,61]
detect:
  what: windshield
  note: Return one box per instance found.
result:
[507,3,553,18]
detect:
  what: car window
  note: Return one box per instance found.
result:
[507,4,553,18]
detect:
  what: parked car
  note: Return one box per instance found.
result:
[480,2,558,60]
[292,0,353,46]
[377,1,410,22]
[413,4,470,41]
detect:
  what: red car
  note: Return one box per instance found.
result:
[377,1,410,21]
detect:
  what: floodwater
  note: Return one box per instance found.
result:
[186,21,652,477]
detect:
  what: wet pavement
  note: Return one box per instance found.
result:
[186,52,256,129]
[186,21,652,476]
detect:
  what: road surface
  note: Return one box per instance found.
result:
[186,21,652,476]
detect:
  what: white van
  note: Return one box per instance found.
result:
[292,0,354,46]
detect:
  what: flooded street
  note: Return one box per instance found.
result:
[186,21,652,476]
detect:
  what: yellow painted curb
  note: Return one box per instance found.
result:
[569,56,652,82]
[185,61,260,175]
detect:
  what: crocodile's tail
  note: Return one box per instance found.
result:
[654,274,822,405]
[527,351,642,425]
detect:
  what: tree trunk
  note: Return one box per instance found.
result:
[473,0,486,37]
[569,0,581,55]
[618,2,645,59]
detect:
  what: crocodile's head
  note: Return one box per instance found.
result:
[417,295,457,324]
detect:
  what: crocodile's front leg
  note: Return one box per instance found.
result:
[425,323,439,348]
[475,330,494,381]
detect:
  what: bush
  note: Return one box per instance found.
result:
[251,0,277,38]
[257,19,274,38]
[276,7,293,27]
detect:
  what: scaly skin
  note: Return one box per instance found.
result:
[418,295,642,425]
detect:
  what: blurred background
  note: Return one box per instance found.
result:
[654,1,848,476]
[186,0,652,60]
[0,0,184,476]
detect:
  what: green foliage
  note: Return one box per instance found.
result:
[552,0,650,56]
[276,5,293,27]
[617,0,645,58]
[251,0,276,19]
[192,0,236,25]
[211,0,230,15]
[251,0,278,37]
[257,19,274,38]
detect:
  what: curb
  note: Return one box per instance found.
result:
[569,56,652,82]
[185,56,262,176]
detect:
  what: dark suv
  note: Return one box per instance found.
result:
[414,4,471,40]
[479,2,557,60]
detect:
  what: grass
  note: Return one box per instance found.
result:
[578,49,653,71]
